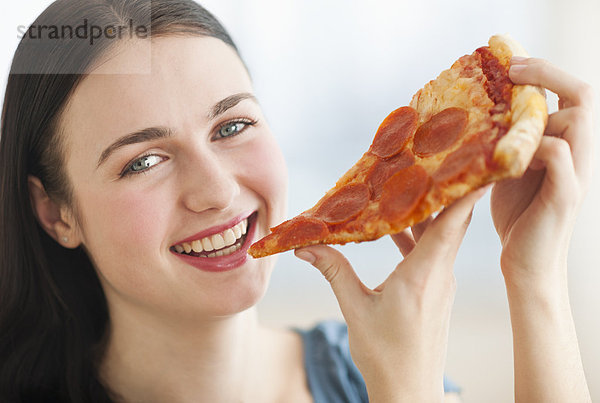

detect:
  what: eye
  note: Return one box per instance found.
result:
[121,154,164,177]
[214,119,257,139]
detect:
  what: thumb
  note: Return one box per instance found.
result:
[295,245,369,317]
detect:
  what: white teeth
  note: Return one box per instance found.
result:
[174,216,251,256]
[191,239,203,253]
[211,233,225,249]
[176,240,243,258]
[202,237,214,252]
[223,229,236,246]
[233,225,242,239]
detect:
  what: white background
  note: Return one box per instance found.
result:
[2,1,599,401]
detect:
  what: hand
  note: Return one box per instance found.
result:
[490,57,594,287]
[295,187,488,402]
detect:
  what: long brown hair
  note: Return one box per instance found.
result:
[0,1,241,401]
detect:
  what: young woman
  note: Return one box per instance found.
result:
[0,0,593,402]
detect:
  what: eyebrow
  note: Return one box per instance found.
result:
[208,92,257,120]
[96,92,257,169]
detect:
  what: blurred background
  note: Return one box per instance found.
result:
[2,1,599,401]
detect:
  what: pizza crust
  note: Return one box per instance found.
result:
[488,34,548,176]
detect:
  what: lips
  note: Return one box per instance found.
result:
[170,211,258,272]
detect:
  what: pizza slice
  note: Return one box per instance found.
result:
[248,34,548,258]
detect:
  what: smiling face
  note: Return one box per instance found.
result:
[58,36,288,319]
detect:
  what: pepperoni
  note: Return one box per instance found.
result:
[476,47,513,107]
[413,108,468,157]
[380,165,430,222]
[314,183,370,224]
[365,149,415,200]
[277,216,329,247]
[369,106,418,158]
[432,141,483,184]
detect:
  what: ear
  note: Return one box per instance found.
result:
[28,175,82,248]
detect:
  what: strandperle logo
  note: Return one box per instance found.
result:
[17,18,149,45]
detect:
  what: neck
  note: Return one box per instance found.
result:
[100,303,268,402]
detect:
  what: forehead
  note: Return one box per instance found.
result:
[60,36,252,164]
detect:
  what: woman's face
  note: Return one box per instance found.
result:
[59,36,288,319]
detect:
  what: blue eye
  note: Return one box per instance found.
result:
[122,154,163,177]
[215,119,257,139]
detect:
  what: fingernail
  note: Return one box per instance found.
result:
[510,56,528,64]
[509,64,527,73]
[295,250,316,264]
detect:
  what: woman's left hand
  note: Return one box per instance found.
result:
[490,57,594,287]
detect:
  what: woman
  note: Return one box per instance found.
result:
[0,0,592,402]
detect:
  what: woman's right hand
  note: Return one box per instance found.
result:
[295,186,488,402]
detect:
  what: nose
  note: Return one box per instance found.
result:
[179,148,240,213]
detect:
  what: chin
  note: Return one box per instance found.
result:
[205,260,276,317]
[205,286,268,318]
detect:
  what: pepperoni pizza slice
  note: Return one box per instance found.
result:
[248,34,548,258]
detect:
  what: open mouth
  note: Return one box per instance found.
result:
[170,212,256,259]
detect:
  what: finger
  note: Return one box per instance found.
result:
[509,58,594,108]
[391,229,416,257]
[532,136,578,206]
[411,215,433,242]
[408,185,489,268]
[544,107,594,185]
[294,245,371,316]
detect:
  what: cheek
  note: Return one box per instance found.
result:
[105,191,170,245]
[79,183,173,284]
